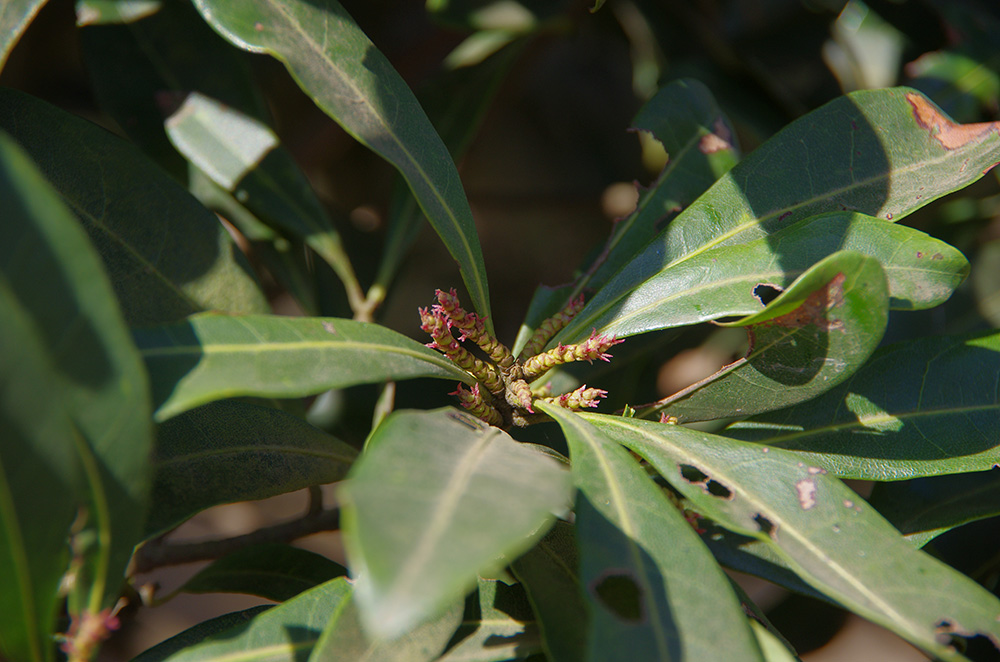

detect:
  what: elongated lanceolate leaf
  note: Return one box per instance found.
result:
[154,577,350,662]
[194,0,493,326]
[377,42,523,300]
[557,87,1000,346]
[538,402,764,662]
[147,400,356,535]
[583,77,740,295]
[869,471,1000,548]
[725,331,1000,480]
[651,251,889,422]
[134,313,474,420]
[0,133,152,661]
[0,0,47,71]
[567,211,965,341]
[177,543,346,602]
[339,408,571,638]
[583,414,1000,660]
[0,88,268,326]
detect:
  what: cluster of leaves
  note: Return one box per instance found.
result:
[1,0,1000,661]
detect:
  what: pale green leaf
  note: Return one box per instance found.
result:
[339,409,571,638]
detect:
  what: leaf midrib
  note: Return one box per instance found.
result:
[589,415,916,633]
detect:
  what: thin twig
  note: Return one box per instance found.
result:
[131,507,340,575]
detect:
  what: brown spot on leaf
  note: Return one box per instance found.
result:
[795,479,817,510]
[699,132,732,154]
[907,92,1000,149]
[761,273,846,332]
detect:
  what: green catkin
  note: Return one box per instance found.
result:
[540,384,608,410]
[518,294,586,360]
[521,330,624,380]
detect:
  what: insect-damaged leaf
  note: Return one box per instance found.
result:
[538,402,764,662]
[581,414,1000,661]
[563,211,965,342]
[648,251,889,422]
[558,87,999,346]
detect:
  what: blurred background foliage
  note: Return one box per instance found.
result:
[4,0,999,658]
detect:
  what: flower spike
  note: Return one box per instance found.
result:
[420,308,503,393]
[522,329,624,380]
[435,289,514,368]
[519,294,586,360]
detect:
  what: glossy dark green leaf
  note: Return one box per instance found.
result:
[582,77,740,295]
[0,87,268,326]
[557,87,1000,347]
[0,0,47,71]
[438,578,541,662]
[725,330,1000,480]
[134,313,474,421]
[869,471,1000,548]
[131,606,272,662]
[339,409,571,638]
[376,42,524,300]
[0,132,152,661]
[155,577,350,662]
[176,543,346,602]
[147,400,356,535]
[309,592,463,662]
[651,251,889,422]
[583,414,1000,660]
[510,521,586,662]
[194,0,493,326]
[539,402,763,662]
[565,212,965,341]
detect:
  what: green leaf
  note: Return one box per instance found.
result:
[583,414,1000,660]
[724,330,1000,480]
[868,471,1000,548]
[147,400,356,535]
[511,521,587,662]
[135,313,474,421]
[557,87,1000,346]
[0,87,269,326]
[309,592,463,662]
[0,131,152,660]
[194,0,493,325]
[437,578,541,662]
[583,77,740,295]
[565,211,966,341]
[154,577,350,662]
[0,0,47,71]
[650,251,889,422]
[131,606,272,662]
[164,92,365,309]
[376,41,523,301]
[176,543,346,602]
[339,408,571,638]
[538,402,764,662]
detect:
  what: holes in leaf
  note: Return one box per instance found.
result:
[753,283,784,306]
[934,620,998,655]
[591,571,644,623]
[679,464,733,499]
[754,514,777,538]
